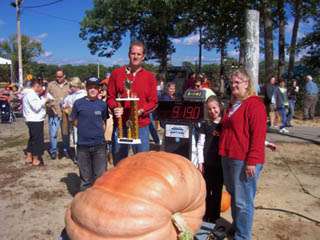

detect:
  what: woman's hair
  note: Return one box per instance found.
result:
[229,68,256,99]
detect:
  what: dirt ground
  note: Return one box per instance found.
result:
[0,118,320,240]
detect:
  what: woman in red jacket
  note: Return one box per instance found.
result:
[219,69,267,240]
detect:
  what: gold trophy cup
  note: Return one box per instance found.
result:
[116,79,141,144]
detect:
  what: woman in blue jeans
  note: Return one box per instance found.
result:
[219,69,267,240]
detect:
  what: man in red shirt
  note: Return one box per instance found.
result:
[107,41,157,165]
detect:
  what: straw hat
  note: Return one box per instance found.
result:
[69,77,82,88]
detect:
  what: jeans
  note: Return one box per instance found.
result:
[304,95,318,119]
[222,157,263,240]
[77,144,106,191]
[48,115,69,154]
[112,126,150,166]
[149,113,160,144]
[287,100,296,125]
[277,107,287,129]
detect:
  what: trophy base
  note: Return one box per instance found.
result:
[118,138,142,145]
[116,97,139,101]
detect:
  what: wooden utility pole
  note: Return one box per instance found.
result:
[97,59,100,79]
[15,0,23,87]
[244,10,260,93]
[198,27,202,74]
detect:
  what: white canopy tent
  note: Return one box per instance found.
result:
[0,57,14,84]
[0,57,12,65]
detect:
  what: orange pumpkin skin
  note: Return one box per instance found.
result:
[65,151,206,240]
[220,191,231,213]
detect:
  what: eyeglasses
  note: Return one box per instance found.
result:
[231,80,247,85]
[56,76,64,79]
[195,85,201,88]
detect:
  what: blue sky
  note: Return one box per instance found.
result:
[0,0,315,67]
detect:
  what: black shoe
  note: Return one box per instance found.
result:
[63,150,71,159]
[50,152,57,160]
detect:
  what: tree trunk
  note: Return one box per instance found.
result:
[288,0,302,80]
[261,0,274,81]
[278,0,286,80]
[219,45,226,95]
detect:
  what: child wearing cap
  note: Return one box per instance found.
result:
[70,77,108,191]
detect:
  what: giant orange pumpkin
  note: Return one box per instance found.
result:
[65,151,206,240]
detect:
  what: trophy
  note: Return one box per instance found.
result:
[116,78,141,144]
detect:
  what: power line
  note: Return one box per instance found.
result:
[25,8,80,24]
[23,0,63,9]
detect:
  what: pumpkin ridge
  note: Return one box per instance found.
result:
[70,188,171,238]
[93,185,172,216]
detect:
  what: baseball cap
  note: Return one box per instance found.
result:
[86,77,100,86]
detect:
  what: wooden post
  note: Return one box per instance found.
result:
[244,10,260,94]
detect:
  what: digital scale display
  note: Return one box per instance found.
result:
[157,101,204,122]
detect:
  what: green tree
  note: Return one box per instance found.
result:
[0,35,43,81]
[80,0,181,71]
[287,0,318,79]
[298,4,320,72]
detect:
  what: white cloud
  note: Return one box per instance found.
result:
[112,58,126,65]
[42,51,53,58]
[228,49,239,58]
[36,33,48,39]
[32,33,48,43]
[183,34,200,45]
[172,39,182,44]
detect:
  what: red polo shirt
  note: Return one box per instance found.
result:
[107,66,158,128]
[219,96,267,165]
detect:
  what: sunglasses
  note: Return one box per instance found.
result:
[195,85,201,88]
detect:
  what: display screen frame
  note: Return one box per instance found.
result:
[157,101,205,122]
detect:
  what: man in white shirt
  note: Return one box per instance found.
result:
[23,79,49,166]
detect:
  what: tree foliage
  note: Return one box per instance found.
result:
[0,34,43,80]
[298,3,320,72]
[80,0,182,70]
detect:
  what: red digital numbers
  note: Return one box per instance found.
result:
[171,105,181,119]
[170,105,201,120]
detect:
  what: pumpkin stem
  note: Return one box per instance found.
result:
[171,213,194,240]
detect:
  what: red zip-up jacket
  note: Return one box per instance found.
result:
[219,96,267,165]
[107,66,158,128]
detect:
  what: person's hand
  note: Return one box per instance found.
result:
[63,106,72,115]
[137,109,144,116]
[197,163,204,174]
[114,107,123,118]
[245,165,256,177]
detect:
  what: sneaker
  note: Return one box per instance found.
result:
[279,128,289,134]
[63,150,71,159]
[50,152,57,160]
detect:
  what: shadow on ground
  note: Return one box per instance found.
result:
[60,173,80,197]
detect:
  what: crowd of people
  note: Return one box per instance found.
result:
[2,40,319,240]
[263,74,319,133]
